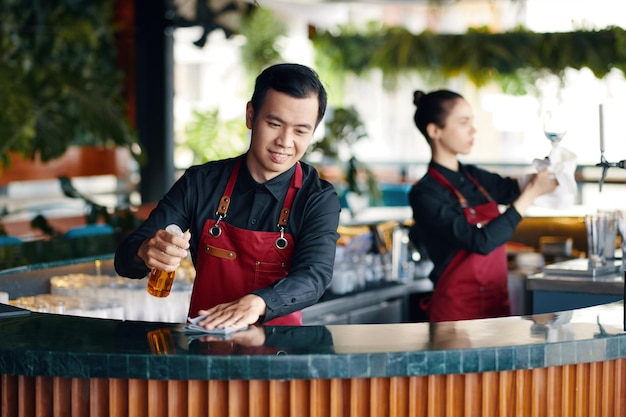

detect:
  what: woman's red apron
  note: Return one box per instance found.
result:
[188,158,303,326]
[426,167,510,322]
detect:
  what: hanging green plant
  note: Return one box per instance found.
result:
[239,6,287,85]
[312,25,626,92]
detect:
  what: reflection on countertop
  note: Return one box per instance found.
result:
[0,299,623,381]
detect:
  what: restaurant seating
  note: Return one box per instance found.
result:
[0,236,23,246]
[64,224,115,239]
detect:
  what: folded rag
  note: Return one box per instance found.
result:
[518,145,578,210]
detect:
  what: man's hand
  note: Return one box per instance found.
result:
[194,294,267,330]
[137,229,191,272]
[196,325,267,346]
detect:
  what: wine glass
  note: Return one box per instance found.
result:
[542,107,568,147]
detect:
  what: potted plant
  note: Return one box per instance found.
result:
[0,1,139,170]
[306,106,381,216]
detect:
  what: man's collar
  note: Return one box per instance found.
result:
[238,157,297,200]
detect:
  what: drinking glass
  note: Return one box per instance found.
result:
[616,210,626,273]
[542,107,568,147]
[585,211,618,268]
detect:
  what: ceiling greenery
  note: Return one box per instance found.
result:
[311,24,626,94]
[4,0,624,169]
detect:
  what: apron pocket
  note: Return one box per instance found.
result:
[254,261,288,289]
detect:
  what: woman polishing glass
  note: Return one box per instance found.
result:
[409,90,558,322]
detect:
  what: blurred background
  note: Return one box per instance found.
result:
[2,0,626,268]
[171,0,626,208]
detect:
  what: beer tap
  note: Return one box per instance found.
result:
[596,104,625,191]
[596,155,626,192]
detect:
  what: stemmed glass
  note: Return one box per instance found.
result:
[542,107,568,149]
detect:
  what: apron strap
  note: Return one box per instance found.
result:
[216,157,302,229]
[427,165,493,206]
[216,158,242,218]
[277,162,302,228]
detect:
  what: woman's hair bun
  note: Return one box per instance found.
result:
[413,90,425,107]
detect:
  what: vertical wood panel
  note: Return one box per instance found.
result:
[561,365,576,417]
[531,367,547,417]
[18,375,35,417]
[310,379,330,417]
[588,362,602,417]
[369,377,389,417]
[290,379,310,417]
[445,374,464,417]
[109,379,128,417]
[249,380,269,417]
[350,378,369,417]
[189,380,209,417]
[481,372,499,417]
[268,380,287,417]
[229,380,249,417]
[408,376,428,417]
[546,366,562,417]
[52,378,70,417]
[205,380,224,417]
[128,379,148,417]
[89,378,109,417]
[575,363,590,417]
[614,359,626,417]
[329,379,349,417]
[1,374,18,417]
[463,373,482,417]
[498,371,515,417]
[600,361,614,417]
[167,380,188,417]
[70,378,89,417]
[35,376,52,417]
[147,379,167,417]
[328,379,342,417]
[515,370,533,417]
[388,377,408,417]
[427,375,446,417]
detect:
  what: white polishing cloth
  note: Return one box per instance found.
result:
[518,145,578,211]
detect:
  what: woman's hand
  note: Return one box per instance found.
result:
[513,170,558,215]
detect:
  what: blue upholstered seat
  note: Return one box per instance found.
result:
[64,224,114,239]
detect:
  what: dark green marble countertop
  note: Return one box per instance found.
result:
[0,301,624,381]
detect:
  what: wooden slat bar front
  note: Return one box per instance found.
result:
[3,359,626,417]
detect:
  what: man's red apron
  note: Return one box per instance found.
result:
[188,157,303,326]
[426,167,510,322]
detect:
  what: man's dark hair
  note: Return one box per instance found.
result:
[250,63,328,127]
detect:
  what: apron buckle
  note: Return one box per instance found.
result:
[275,227,288,249]
[210,215,224,238]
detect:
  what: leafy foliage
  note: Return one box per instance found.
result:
[309,107,368,160]
[308,107,381,203]
[312,25,626,93]
[181,109,248,164]
[0,0,137,167]
[239,7,287,85]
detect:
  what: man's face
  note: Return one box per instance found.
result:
[245,88,319,183]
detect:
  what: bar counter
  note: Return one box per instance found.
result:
[1,300,625,416]
[527,258,624,314]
